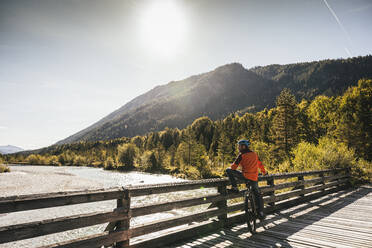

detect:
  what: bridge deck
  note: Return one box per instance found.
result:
[167,185,372,248]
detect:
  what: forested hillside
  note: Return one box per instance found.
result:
[8,79,371,182]
[57,55,372,144]
[251,55,372,99]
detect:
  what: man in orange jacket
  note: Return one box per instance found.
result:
[226,139,267,220]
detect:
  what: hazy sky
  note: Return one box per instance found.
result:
[1,0,371,150]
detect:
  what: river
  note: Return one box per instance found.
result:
[0,165,217,247]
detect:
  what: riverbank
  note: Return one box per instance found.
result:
[1,165,209,247]
[0,165,185,196]
[5,161,214,180]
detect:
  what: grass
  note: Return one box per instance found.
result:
[0,164,10,173]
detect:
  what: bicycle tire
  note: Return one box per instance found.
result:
[244,191,257,234]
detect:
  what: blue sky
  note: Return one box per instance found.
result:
[1,0,371,150]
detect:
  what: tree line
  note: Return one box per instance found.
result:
[5,79,371,182]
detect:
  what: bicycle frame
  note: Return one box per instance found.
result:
[244,181,258,233]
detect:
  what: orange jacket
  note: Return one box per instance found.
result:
[230,150,266,181]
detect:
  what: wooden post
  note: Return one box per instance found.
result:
[333,169,340,184]
[346,167,352,188]
[266,178,275,207]
[216,184,227,227]
[320,172,325,191]
[115,189,131,248]
[298,175,305,197]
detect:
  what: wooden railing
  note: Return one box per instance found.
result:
[0,168,351,248]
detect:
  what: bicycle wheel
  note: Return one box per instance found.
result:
[244,191,257,234]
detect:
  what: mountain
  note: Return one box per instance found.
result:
[250,55,372,99]
[57,55,372,144]
[0,145,24,154]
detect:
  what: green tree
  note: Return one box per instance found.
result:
[217,132,233,169]
[160,128,180,150]
[131,136,144,149]
[117,143,138,170]
[334,79,372,160]
[307,95,337,140]
[272,88,299,160]
[104,157,115,170]
[255,109,273,143]
[297,99,315,143]
[190,117,215,151]
[145,132,160,150]
[175,138,207,171]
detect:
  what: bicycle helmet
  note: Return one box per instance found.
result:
[237,139,250,147]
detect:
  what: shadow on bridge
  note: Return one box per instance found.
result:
[174,186,371,248]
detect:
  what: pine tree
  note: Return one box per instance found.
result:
[190,117,215,151]
[272,88,299,160]
[217,132,233,169]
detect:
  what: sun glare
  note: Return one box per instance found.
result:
[139,0,187,57]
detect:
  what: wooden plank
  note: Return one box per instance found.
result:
[264,185,349,214]
[258,168,347,181]
[131,193,225,217]
[42,212,222,248]
[128,220,223,248]
[40,229,129,248]
[129,207,225,238]
[263,220,370,248]
[264,179,349,204]
[278,216,372,242]
[260,174,348,193]
[0,188,124,214]
[0,208,128,244]
[128,178,228,197]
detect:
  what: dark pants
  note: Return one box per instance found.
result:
[226,168,264,213]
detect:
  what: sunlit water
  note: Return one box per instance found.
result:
[0,165,217,247]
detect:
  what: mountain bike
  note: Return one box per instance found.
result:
[244,181,258,234]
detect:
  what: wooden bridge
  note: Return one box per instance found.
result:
[0,168,371,248]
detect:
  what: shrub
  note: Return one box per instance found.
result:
[104,157,116,170]
[196,154,213,178]
[350,159,372,184]
[139,151,155,172]
[0,164,10,173]
[290,137,369,184]
[292,137,356,171]
[26,154,45,165]
[73,155,88,166]
[116,144,138,170]
[48,155,61,166]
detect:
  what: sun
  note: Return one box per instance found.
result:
[139,0,187,57]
